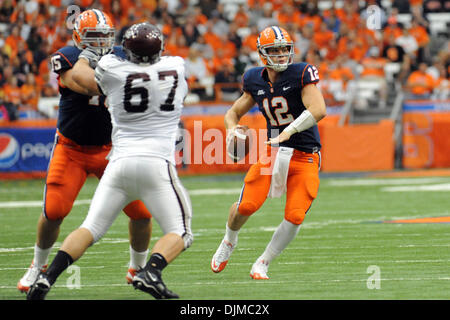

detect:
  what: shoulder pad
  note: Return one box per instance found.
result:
[299,63,320,86]
[51,46,81,73]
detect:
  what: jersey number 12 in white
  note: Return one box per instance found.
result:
[307,66,319,81]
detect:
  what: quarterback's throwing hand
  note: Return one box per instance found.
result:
[79,48,101,68]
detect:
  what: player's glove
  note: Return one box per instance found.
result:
[79,48,101,68]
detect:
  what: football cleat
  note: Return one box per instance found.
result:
[26,273,51,300]
[132,269,179,299]
[17,262,48,293]
[126,268,137,284]
[211,239,235,273]
[250,259,270,280]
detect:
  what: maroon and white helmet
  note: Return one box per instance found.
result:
[122,23,164,64]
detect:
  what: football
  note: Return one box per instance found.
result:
[226,125,251,162]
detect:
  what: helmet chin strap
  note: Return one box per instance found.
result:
[268,64,288,72]
[266,55,290,72]
[260,45,294,72]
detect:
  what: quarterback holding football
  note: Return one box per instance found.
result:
[212,26,327,280]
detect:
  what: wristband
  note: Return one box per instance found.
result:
[283,109,317,135]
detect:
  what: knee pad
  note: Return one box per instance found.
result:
[43,187,73,220]
[285,209,306,226]
[237,200,258,216]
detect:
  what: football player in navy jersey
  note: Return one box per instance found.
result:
[211,26,327,279]
[17,9,152,293]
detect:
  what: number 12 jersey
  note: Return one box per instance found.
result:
[243,62,322,153]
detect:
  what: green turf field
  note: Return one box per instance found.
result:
[1,173,450,300]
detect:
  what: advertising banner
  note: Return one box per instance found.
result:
[0,128,56,174]
[403,111,450,169]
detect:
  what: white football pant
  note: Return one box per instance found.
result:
[80,157,193,248]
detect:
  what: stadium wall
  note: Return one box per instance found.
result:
[403,109,450,169]
[2,102,450,178]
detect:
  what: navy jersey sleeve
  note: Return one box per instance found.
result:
[242,67,264,95]
[242,69,252,93]
[50,46,80,74]
[300,63,320,87]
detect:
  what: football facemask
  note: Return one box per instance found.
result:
[73,9,115,56]
[257,26,294,72]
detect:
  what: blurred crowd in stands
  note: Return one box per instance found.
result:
[0,0,449,120]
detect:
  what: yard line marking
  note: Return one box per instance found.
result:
[2,276,450,290]
[0,199,92,208]
[382,183,450,192]
[383,216,450,223]
[0,188,242,209]
[0,200,43,208]
[188,188,242,195]
[0,246,34,253]
[327,177,448,186]
[0,266,104,271]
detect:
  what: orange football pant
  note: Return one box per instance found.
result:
[44,132,151,221]
[237,146,320,225]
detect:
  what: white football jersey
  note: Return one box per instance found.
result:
[95,54,188,164]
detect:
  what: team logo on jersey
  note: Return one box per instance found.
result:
[0,133,20,168]
[257,90,265,95]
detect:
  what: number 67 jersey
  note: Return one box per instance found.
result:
[243,62,322,154]
[95,54,188,164]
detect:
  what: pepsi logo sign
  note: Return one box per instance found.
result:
[0,133,20,168]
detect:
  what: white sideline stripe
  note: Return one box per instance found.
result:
[189,188,241,195]
[382,183,450,192]
[327,177,448,186]
[0,188,242,209]
[0,246,34,253]
[0,199,92,208]
[0,266,105,271]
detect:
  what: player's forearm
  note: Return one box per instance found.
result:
[224,109,241,130]
[224,92,254,130]
[71,59,101,96]
[283,85,326,136]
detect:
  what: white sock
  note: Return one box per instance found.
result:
[129,246,149,270]
[224,224,239,246]
[34,244,52,269]
[258,219,301,265]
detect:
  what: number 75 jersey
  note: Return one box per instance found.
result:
[243,62,322,153]
[95,54,188,164]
